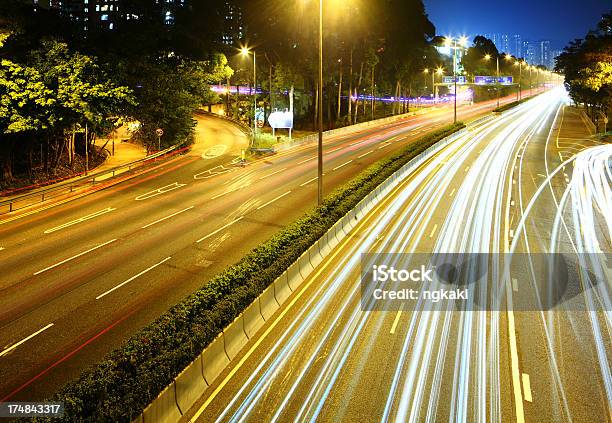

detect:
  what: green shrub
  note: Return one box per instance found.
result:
[40,122,465,422]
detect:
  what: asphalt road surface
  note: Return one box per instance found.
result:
[186,88,611,423]
[0,91,549,402]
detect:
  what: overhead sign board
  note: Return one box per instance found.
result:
[268,110,294,129]
[475,76,514,85]
[442,76,467,84]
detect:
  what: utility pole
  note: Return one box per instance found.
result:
[317,0,324,205]
[85,123,89,174]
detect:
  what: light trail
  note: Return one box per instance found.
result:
[197,88,611,422]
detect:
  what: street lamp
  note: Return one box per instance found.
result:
[445,36,468,124]
[436,67,444,103]
[511,60,524,101]
[317,0,323,205]
[484,53,501,108]
[241,46,257,146]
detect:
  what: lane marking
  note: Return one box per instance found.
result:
[44,208,116,234]
[196,217,244,243]
[211,185,247,200]
[34,239,117,275]
[135,182,186,201]
[511,200,516,207]
[522,373,533,402]
[328,147,343,154]
[141,206,194,229]
[390,307,403,334]
[297,157,316,165]
[332,160,353,171]
[259,168,287,180]
[256,191,292,210]
[509,229,515,239]
[465,166,470,173]
[378,144,389,150]
[0,247,4,251]
[0,324,54,358]
[96,257,172,300]
[358,151,373,159]
[429,224,438,238]
[300,177,318,187]
[194,165,232,180]
[449,188,456,197]
[512,278,519,292]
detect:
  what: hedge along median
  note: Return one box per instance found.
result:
[39,122,466,422]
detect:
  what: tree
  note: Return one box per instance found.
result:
[556,10,612,127]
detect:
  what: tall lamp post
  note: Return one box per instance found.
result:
[513,60,525,101]
[484,53,501,108]
[445,36,468,124]
[241,47,257,146]
[317,0,323,205]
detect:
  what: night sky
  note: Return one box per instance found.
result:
[425,0,610,47]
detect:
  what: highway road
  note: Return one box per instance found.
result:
[186,88,611,423]
[0,91,546,402]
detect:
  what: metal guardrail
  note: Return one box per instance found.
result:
[0,144,187,216]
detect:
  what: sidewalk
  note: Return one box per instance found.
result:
[0,129,146,204]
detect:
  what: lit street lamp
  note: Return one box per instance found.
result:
[444,36,468,124]
[241,46,257,146]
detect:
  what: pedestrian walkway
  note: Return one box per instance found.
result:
[0,127,146,202]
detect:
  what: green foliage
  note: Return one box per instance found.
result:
[493,99,529,113]
[42,123,465,422]
[556,10,612,120]
[0,59,54,133]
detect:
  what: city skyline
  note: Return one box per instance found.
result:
[426,0,610,46]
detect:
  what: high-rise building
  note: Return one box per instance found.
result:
[539,40,551,69]
[29,0,186,31]
[523,40,536,64]
[483,33,511,54]
[512,34,522,58]
[221,1,244,46]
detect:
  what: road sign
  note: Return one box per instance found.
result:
[155,128,164,137]
[442,76,467,84]
[475,76,514,85]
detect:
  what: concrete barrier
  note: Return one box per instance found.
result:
[201,333,229,385]
[319,232,332,257]
[243,299,265,338]
[223,315,248,360]
[175,356,207,415]
[327,223,340,250]
[298,252,314,280]
[260,284,279,321]
[309,241,323,270]
[335,220,347,240]
[285,262,303,291]
[142,384,181,423]
[275,272,294,303]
